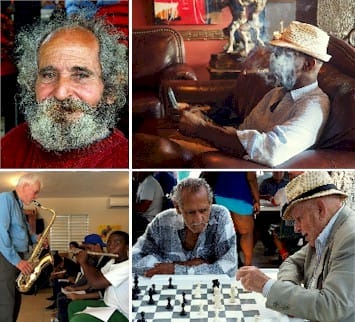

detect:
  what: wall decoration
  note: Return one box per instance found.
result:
[154,0,221,25]
[98,224,122,242]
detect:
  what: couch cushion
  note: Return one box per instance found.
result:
[316,87,355,150]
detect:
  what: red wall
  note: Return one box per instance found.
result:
[132,0,232,80]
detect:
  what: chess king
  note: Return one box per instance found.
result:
[132,177,238,277]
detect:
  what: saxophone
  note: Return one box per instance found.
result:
[16,201,56,293]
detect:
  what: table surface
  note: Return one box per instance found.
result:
[132,271,307,322]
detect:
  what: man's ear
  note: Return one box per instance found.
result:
[303,57,316,71]
[175,202,181,214]
[316,198,327,220]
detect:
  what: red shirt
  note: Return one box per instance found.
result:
[1,123,128,168]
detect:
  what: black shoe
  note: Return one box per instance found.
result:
[46,296,55,300]
[45,302,57,310]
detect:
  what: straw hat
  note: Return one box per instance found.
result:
[282,172,347,220]
[270,21,332,62]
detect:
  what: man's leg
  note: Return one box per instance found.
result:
[68,300,127,322]
[0,253,20,322]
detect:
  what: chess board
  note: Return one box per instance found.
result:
[132,275,272,322]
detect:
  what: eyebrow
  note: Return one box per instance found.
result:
[38,65,95,76]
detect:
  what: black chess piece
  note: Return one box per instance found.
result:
[148,287,154,305]
[182,291,187,304]
[134,274,141,294]
[166,296,173,310]
[212,279,220,289]
[132,288,138,300]
[168,277,174,289]
[151,283,157,294]
[137,311,146,322]
[180,302,187,316]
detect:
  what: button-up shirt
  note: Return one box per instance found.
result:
[237,82,330,167]
[0,192,31,266]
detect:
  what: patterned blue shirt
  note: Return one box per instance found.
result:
[0,192,31,266]
[132,205,237,277]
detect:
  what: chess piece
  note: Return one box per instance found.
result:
[168,277,174,289]
[132,288,138,300]
[212,279,220,291]
[134,274,141,294]
[194,282,201,298]
[166,297,173,310]
[199,301,204,315]
[182,291,187,304]
[151,283,157,294]
[137,311,146,322]
[148,288,154,305]
[230,284,236,303]
[180,302,187,316]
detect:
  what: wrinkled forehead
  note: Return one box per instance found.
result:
[40,26,98,50]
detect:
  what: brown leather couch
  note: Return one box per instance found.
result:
[133,35,355,169]
[132,27,198,131]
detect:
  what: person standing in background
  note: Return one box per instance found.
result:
[212,172,259,266]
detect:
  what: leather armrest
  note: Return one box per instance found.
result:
[161,64,198,81]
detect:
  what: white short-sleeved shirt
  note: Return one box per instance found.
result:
[136,175,164,222]
[102,259,129,318]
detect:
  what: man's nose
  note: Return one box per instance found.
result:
[294,222,301,233]
[52,76,73,101]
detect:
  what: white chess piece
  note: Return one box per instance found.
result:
[198,300,204,315]
[194,282,201,298]
[230,284,236,303]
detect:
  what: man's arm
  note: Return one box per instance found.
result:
[132,219,165,276]
[75,252,110,290]
[179,111,246,157]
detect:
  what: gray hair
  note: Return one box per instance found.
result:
[170,178,213,208]
[17,173,43,188]
[15,13,128,112]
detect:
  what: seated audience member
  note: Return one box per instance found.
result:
[68,231,129,322]
[237,171,355,322]
[68,241,80,262]
[0,12,128,168]
[178,21,331,167]
[255,172,289,255]
[46,252,80,310]
[259,172,289,202]
[132,177,237,277]
[56,234,110,322]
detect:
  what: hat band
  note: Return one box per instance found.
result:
[282,183,338,216]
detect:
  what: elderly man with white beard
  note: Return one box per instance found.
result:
[1,13,128,168]
[178,21,331,167]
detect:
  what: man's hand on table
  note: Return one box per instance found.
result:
[236,266,270,293]
[144,263,175,277]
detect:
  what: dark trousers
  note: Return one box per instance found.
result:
[0,253,21,322]
[56,292,71,322]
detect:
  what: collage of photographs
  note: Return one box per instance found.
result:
[0,1,354,322]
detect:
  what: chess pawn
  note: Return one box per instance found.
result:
[229,284,236,303]
[194,282,202,298]
[198,301,204,315]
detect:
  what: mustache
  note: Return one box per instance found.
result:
[191,221,208,227]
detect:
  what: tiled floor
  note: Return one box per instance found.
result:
[18,287,55,322]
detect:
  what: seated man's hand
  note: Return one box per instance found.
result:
[144,263,175,277]
[175,258,209,267]
[179,110,207,137]
[236,266,270,293]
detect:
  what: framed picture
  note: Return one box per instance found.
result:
[154,0,221,25]
[98,224,122,243]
